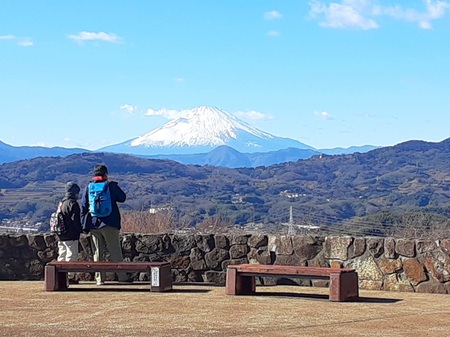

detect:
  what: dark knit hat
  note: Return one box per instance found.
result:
[65,182,80,195]
[94,164,108,177]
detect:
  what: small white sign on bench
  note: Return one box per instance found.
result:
[151,267,160,287]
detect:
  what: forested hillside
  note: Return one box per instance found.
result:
[1,138,450,233]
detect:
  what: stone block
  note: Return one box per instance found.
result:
[171,234,196,255]
[349,237,366,258]
[384,238,396,259]
[416,281,448,294]
[349,256,383,281]
[222,258,248,271]
[27,235,46,251]
[135,235,161,254]
[383,274,414,292]
[359,280,383,291]
[293,236,323,262]
[324,236,352,260]
[203,271,226,285]
[440,239,450,255]
[247,248,272,265]
[274,254,306,266]
[215,235,229,249]
[396,239,415,257]
[231,234,250,245]
[9,235,28,247]
[170,255,190,269]
[378,258,402,274]
[248,234,268,248]
[367,238,384,258]
[403,258,427,285]
[268,235,293,255]
[416,240,437,254]
[195,234,215,252]
[205,248,230,270]
[230,244,249,259]
[423,251,450,283]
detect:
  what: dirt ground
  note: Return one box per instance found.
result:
[0,281,449,337]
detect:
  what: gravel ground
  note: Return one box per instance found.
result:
[0,281,449,337]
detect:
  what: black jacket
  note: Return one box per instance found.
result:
[80,179,126,231]
[58,197,82,241]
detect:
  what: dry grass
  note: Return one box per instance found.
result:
[0,281,449,336]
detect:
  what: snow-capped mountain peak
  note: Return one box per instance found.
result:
[101,105,313,155]
[131,106,273,147]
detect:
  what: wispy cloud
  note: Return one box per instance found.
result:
[68,31,122,44]
[314,111,333,120]
[373,0,450,29]
[309,0,378,29]
[174,77,185,83]
[309,0,450,30]
[120,104,137,114]
[0,35,34,47]
[17,38,34,47]
[0,34,16,40]
[267,30,281,37]
[145,108,185,119]
[235,110,273,121]
[264,10,283,20]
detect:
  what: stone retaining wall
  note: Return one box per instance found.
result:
[1,233,449,294]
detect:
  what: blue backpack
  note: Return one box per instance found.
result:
[88,181,112,218]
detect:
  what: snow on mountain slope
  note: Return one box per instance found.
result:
[100,106,314,155]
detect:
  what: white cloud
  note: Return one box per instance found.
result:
[0,35,16,40]
[0,35,34,46]
[373,0,450,29]
[267,30,281,37]
[314,111,333,120]
[120,104,137,114]
[145,108,185,119]
[68,31,122,44]
[309,0,450,29]
[235,110,273,120]
[17,38,34,47]
[264,11,283,20]
[309,0,378,29]
[174,77,185,83]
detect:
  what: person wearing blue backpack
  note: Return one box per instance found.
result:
[80,164,131,285]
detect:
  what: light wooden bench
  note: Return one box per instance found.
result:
[44,261,172,292]
[226,264,359,302]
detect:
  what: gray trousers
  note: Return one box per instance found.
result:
[90,226,127,283]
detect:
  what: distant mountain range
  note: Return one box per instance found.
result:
[1,138,450,231]
[0,106,378,167]
[0,141,86,164]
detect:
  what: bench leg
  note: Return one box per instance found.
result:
[150,265,172,292]
[226,268,255,295]
[44,266,68,291]
[329,271,359,302]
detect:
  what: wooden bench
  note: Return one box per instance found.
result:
[44,261,172,292]
[226,264,359,302]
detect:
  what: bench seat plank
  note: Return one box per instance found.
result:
[226,264,359,302]
[44,261,172,292]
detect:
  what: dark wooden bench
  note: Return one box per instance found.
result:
[226,264,359,302]
[44,261,172,292]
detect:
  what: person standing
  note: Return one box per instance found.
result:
[57,182,82,284]
[80,164,130,285]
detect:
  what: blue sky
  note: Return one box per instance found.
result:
[1,0,449,150]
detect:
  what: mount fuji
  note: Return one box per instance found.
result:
[100,106,314,155]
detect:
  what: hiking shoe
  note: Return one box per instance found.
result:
[68,279,79,285]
